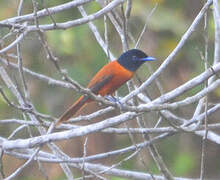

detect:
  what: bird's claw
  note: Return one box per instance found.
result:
[105,95,125,111]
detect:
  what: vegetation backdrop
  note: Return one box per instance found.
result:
[0,0,220,180]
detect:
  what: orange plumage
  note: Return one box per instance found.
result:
[56,49,155,125]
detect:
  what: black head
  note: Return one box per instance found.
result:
[117,49,155,72]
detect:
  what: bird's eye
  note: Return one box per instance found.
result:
[132,56,138,61]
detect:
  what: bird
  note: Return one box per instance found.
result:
[56,49,155,125]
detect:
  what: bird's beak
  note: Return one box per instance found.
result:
[139,56,156,61]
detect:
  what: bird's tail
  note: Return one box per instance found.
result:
[56,96,89,126]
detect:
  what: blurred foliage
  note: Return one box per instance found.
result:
[172,152,196,176]
[0,0,220,179]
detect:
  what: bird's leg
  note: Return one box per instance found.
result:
[105,95,125,110]
[105,95,119,103]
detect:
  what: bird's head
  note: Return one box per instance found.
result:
[117,49,156,72]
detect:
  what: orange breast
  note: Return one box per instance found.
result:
[87,61,134,96]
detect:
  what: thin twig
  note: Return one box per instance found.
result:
[0,148,5,179]
[135,3,158,49]
[78,5,115,60]
[200,7,210,179]
[123,0,213,103]
[4,147,41,180]
[0,0,94,24]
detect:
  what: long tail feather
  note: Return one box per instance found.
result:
[56,96,89,125]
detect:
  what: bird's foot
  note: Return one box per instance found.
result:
[105,95,120,103]
[105,95,125,111]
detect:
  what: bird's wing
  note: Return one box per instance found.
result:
[88,74,113,94]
